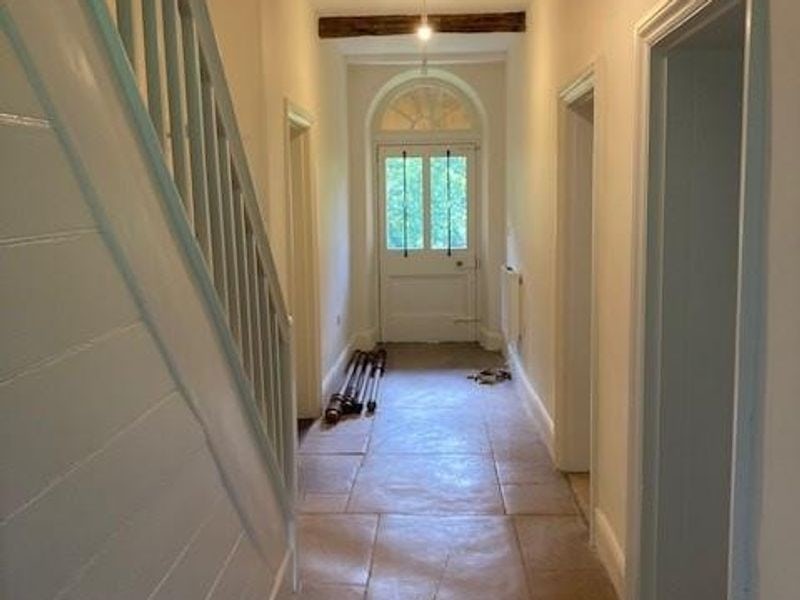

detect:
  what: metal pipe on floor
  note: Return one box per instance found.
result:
[323,348,387,423]
[367,348,386,413]
[352,355,372,413]
[324,351,364,424]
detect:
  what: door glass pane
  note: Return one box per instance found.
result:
[430,154,468,250]
[385,155,424,250]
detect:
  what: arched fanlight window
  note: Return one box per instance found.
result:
[379,82,475,132]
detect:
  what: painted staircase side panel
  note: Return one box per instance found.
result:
[0,5,288,599]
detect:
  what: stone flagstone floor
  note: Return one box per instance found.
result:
[294,343,617,600]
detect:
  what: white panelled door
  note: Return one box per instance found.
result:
[378,144,478,342]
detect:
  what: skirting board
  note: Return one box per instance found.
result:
[594,507,626,598]
[480,327,504,352]
[505,344,555,458]
[321,338,354,402]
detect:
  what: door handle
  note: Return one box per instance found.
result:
[456,260,464,267]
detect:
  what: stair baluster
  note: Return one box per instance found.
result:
[99,0,297,495]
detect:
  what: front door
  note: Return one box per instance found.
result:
[378,144,478,342]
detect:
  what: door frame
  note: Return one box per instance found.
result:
[374,138,482,343]
[626,0,767,598]
[284,99,323,417]
[554,65,599,534]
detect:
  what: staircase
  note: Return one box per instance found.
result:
[99,0,296,488]
[1,0,296,597]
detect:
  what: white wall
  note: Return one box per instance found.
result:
[347,61,507,347]
[208,0,352,406]
[753,1,800,597]
[316,46,353,390]
[505,0,676,589]
[507,1,800,598]
[0,5,286,597]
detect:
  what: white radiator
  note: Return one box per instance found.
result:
[501,266,522,350]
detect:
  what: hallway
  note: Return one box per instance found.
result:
[296,344,617,599]
[4,0,797,597]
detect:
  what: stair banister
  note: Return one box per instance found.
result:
[88,0,298,518]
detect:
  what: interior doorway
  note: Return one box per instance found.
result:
[637,3,746,598]
[377,144,478,342]
[286,104,322,418]
[555,72,596,524]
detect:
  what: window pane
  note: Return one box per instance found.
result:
[380,84,474,132]
[430,155,468,250]
[385,156,424,251]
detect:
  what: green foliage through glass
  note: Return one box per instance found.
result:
[385,156,424,251]
[430,155,468,250]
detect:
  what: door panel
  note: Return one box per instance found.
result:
[378,145,477,342]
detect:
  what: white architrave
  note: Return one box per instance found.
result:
[626,1,766,599]
[364,70,495,345]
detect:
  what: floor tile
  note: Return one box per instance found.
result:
[348,453,503,514]
[368,408,490,455]
[299,418,372,455]
[366,579,437,600]
[514,516,603,572]
[567,473,591,521]
[380,377,484,412]
[502,482,578,515]
[484,397,538,425]
[297,583,367,600]
[486,415,544,438]
[368,515,529,600]
[294,344,615,600]
[495,456,563,485]
[527,570,617,600]
[298,514,378,586]
[490,433,551,460]
[299,454,363,495]
[298,454,362,514]
[298,493,350,514]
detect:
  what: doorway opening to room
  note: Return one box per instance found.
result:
[373,79,482,343]
[286,103,323,419]
[630,1,760,597]
[555,70,596,528]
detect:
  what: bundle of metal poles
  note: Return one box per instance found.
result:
[324,348,387,424]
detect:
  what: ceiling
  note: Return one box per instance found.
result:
[311,0,530,17]
[326,32,520,62]
[315,2,528,62]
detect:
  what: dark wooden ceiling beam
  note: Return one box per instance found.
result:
[318,12,526,38]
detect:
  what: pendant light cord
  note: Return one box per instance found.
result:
[420,0,429,74]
